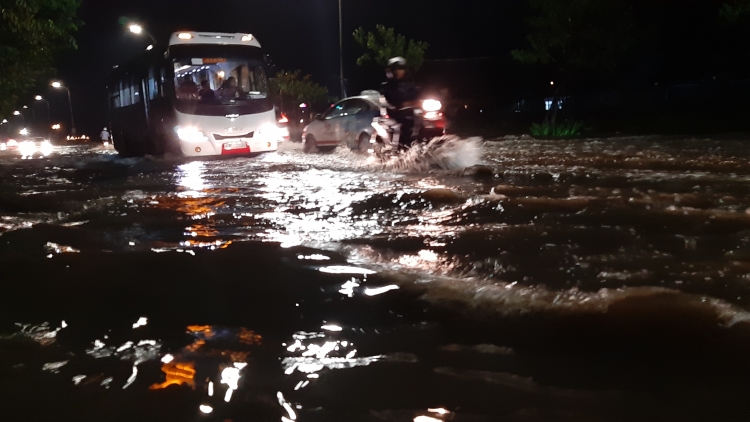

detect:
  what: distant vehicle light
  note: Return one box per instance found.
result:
[7,139,17,146]
[422,99,442,112]
[19,140,36,156]
[424,111,440,120]
[178,33,192,40]
[19,128,29,136]
[241,35,253,42]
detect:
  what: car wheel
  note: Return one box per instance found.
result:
[357,132,371,152]
[303,134,317,153]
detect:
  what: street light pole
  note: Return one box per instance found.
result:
[22,105,35,128]
[13,110,25,129]
[65,88,75,135]
[35,96,51,139]
[338,0,346,99]
[129,24,157,49]
[51,82,76,136]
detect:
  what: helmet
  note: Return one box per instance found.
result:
[387,56,407,69]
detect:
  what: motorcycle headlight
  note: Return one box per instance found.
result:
[422,99,442,112]
[175,126,208,142]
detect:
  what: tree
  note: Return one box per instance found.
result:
[721,1,750,21]
[512,0,634,126]
[353,25,429,72]
[269,70,330,113]
[0,0,82,118]
[269,70,330,141]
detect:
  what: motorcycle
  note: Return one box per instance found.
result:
[368,97,446,161]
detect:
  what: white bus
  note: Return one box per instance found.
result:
[108,32,278,157]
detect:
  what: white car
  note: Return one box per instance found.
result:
[302,94,383,152]
[302,91,446,153]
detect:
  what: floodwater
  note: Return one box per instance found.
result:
[1,136,750,421]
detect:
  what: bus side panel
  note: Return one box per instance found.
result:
[148,96,179,155]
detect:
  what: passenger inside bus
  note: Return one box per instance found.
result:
[178,76,199,99]
[219,76,244,100]
[198,80,215,100]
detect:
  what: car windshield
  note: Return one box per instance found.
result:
[170,44,272,116]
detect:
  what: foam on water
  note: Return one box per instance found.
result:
[380,136,484,172]
[387,271,750,331]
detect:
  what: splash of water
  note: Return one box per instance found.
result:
[380,136,483,172]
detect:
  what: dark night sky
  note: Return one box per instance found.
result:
[45,0,750,135]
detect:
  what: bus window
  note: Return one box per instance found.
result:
[148,67,158,100]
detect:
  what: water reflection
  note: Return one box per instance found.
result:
[13,321,66,345]
[176,161,208,197]
[277,391,297,421]
[3,138,750,419]
[282,330,381,383]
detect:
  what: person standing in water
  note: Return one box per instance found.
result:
[100,127,111,145]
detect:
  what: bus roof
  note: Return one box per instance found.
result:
[169,32,261,48]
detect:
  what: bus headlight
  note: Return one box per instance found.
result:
[422,99,442,112]
[175,126,208,142]
[257,123,280,140]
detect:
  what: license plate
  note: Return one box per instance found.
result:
[223,140,246,150]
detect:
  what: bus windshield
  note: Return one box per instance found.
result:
[170,45,272,116]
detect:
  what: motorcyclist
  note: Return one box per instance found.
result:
[379,57,420,149]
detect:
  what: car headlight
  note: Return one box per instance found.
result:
[175,126,208,142]
[19,140,36,155]
[422,99,442,112]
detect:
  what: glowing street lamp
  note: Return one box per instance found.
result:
[128,23,157,46]
[13,111,20,116]
[51,81,76,135]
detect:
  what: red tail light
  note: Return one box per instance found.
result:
[278,113,289,124]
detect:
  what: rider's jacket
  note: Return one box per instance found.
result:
[379,78,419,110]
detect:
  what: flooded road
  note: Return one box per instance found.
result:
[1,137,750,421]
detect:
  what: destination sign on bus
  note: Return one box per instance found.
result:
[190,58,227,65]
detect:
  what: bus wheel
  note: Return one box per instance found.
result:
[303,135,317,153]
